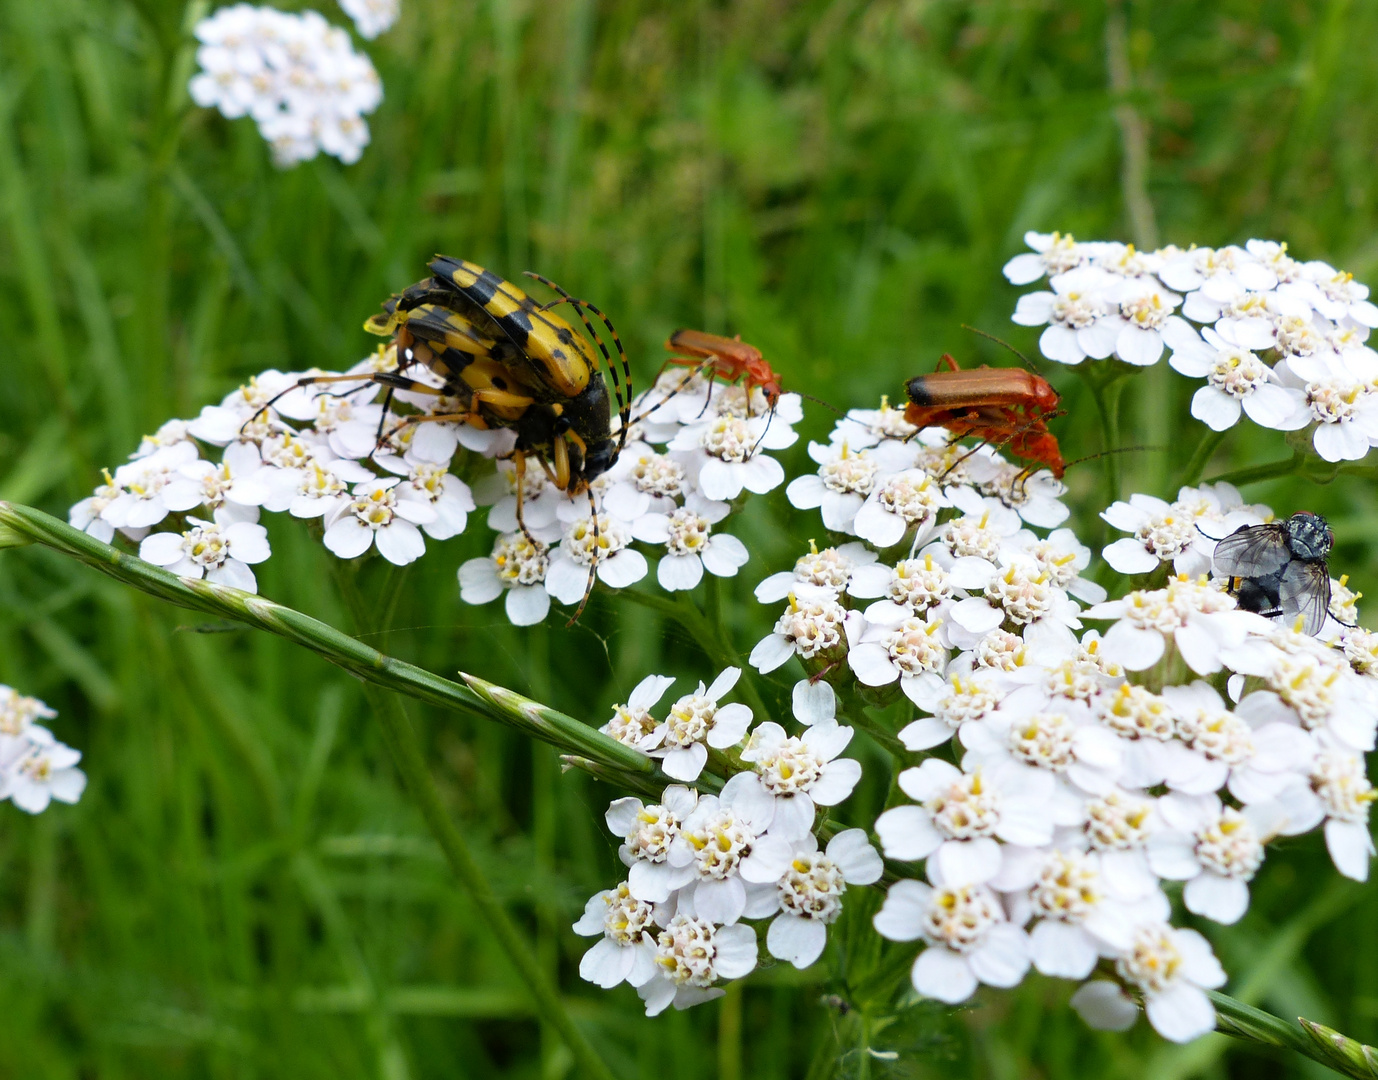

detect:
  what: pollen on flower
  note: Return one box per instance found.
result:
[683,809,753,879]
[934,675,1002,729]
[874,471,943,526]
[779,854,846,922]
[0,688,55,737]
[1097,684,1176,741]
[1023,540,1081,590]
[493,532,549,586]
[1009,711,1077,771]
[1030,850,1102,922]
[1274,314,1324,358]
[623,805,681,862]
[791,544,857,590]
[1085,791,1153,851]
[562,515,631,567]
[664,693,718,748]
[1341,626,1378,676]
[607,702,660,747]
[865,397,920,441]
[599,882,657,945]
[180,523,232,569]
[750,735,825,795]
[1039,232,1084,276]
[974,629,1030,673]
[701,416,757,463]
[502,462,550,501]
[774,593,850,658]
[1268,653,1341,729]
[1120,291,1172,329]
[1207,348,1271,399]
[1134,509,1197,560]
[926,771,1001,840]
[1312,751,1376,823]
[1175,708,1254,766]
[656,915,721,986]
[821,446,878,495]
[629,453,687,498]
[920,883,1002,952]
[1330,575,1362,626]
[943,512,1005,562]
[350,485,398,528]
[985,562,1055,625]
[883,618,948,676]
[1050,289,1106,330]
[665,508,712,557]
[1306,379,1364,425]
[1045,656,1113,702]
[1193,808,1264,881]
[888,556,953,611]
[1117,924,1183,994]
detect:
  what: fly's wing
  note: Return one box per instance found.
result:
[1277,560,1332,636]
[1210,524,1291,579]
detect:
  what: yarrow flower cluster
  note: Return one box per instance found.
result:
[0,687,86,815]
[1006,233,1378,462]
[577,684,876,1014]
[189,5,385,166]
[64,234,1378,1058]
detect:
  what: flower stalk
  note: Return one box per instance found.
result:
[0,501,649,775]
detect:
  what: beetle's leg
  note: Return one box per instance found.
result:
[241,373,379,434]
[552,437,572,490]
[936,353,959,373]
[695,367,718,418]
[566,485,600,626]
[509,450,538,547]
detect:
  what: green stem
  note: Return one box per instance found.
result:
[1085,371,1124,514]
[336,573,615,1080]
[1210,993,1378,1080]
[1175,427,1229,489]
[1205,451,1305,488]
[834,685,908,759]
[619,586,774,722]
[0,502,653,776]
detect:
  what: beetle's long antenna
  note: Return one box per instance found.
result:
[524,272,633,459]
[568,486,599,626]
[961,324,1041,373]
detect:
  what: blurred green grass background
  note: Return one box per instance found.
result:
[2,0,1378,1076]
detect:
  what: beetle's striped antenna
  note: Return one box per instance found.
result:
[524,272,633,457]
[568,485,600,626]
[961,324,1042,374]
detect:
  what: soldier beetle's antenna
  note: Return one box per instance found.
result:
[961,324,1042,374]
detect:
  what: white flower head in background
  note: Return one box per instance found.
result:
[0,689,86,816]
[338,0,399,38]
[190,5,383,166]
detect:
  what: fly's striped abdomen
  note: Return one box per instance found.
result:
[430,256,596,398]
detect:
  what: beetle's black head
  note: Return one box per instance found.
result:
[1284,512,1334,562]
[581,438,619,483]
